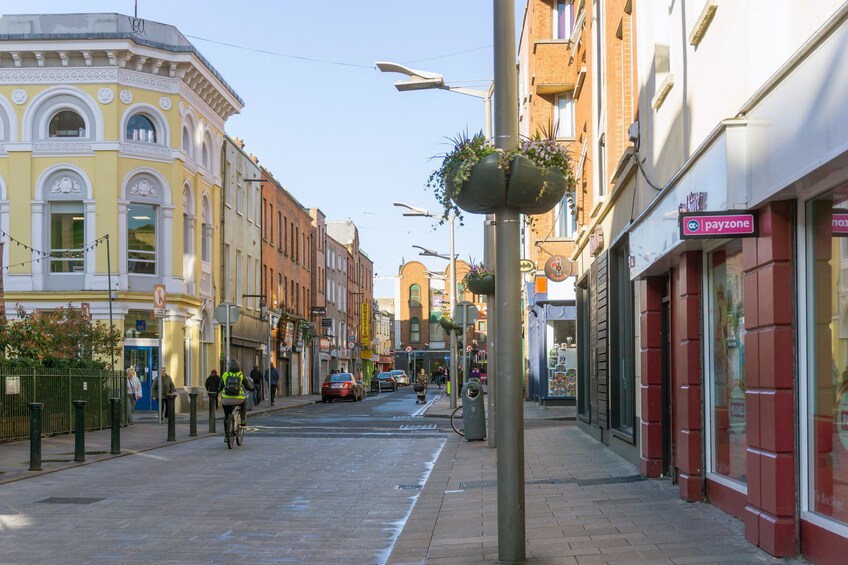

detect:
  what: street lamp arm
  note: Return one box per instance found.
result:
[375,61,443,80]
[443,85,491,100]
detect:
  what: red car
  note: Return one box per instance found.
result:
[321,372,364,403]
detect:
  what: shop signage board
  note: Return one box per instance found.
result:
[679,211,757,239]
[833,212,848,236]
[519,259,536,273]
[544,255,571,282]
[310,306,326,316]
[153,284,166,318]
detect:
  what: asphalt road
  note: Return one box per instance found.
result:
[0,385,449,565]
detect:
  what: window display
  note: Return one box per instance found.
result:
[708,243,747,484]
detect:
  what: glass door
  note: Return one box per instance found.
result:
[124,345,159,411]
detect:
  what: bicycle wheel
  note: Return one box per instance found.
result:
[235,412,244,446]
[226,412,234,449]
[450,406,465,437]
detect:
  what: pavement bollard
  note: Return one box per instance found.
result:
[166,394,176,441]
[29,402,43,471]
[73,400,87,462]
[208,392,217,433]
[189,391,198,437]
[109,398,121,455]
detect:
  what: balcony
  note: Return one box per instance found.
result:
[533,41,577,95]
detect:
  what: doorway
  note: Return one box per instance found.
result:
[125,343,160,412]
[660,282,673,478]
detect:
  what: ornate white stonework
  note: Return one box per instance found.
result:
[159,96,172,111]
[183,190,190,210]
[129,177,159,198]
[119,89,133,104]
[178,100,187,116]
[33,141,93,153]
[216,133,223,148]
[51,176,82,194]
[120,141,172,161]
[11,89,26,104]
[98,87,114,104]
[0,68,118,84]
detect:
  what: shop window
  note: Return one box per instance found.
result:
[706,241,746,486]
[49,203,84,273]
[610,243,635,437]
[806,194,848,525]
[49,110,85,138]
[577,280,591,419]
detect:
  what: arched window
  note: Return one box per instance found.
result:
[181,126,192,157]
[410,317,420,343]
[201,136,212,170]
[49,110,85,138]
[409,284,421,307]
[201,196,212,263]
[127,114,157,143]
[127,202,157,274]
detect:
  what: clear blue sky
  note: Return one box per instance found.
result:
[1,1,526,298]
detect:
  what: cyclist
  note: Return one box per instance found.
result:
[220,359,254,436]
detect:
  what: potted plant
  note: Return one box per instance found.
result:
[439,315,461,332]
[462,262,495,295]
[427,131,575,219]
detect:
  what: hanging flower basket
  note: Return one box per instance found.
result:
[439,316,460,332]
[446,153,506,214]
[506,155,569,215]
[465,273,495,295]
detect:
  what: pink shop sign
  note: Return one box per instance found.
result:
[833,213,848,236]
[679,211,757,239]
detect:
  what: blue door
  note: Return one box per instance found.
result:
[124,345,160,411]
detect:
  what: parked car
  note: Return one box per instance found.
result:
[371,372,398,392]
[390,370,410,386]
[321,372,364,403]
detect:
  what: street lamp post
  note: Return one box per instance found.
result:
[378,61,497,447]
[393,202,458,410]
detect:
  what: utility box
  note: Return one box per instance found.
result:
[461,379,486,441]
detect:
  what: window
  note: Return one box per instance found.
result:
[201,140,211,170]
[127,203,156,274]
[236,250,243,306]
[610,243,634,437]
[182,127,192,156]
[557,193,578,238]
[410,317,420,343]
[577,280,591,418]
[706,241,746,485]
[555,94,575,138]
[806,194,848,525]
[49,110,85,138]
[126,114,157,143]
[50,203,84,273]
[554,0,574,39]
[410,284,421,307]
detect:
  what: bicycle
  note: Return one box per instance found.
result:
[225,404,245,449]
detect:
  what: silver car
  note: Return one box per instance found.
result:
[390,370,410,386]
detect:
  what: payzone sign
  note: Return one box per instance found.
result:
[680,212,757,239]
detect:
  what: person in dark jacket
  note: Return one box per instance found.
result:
[264,363,280,405]
[205,369,222,408]
[151,369,176,420]
[250,365,263,406]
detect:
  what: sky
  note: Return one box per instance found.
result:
[0,1,526,298]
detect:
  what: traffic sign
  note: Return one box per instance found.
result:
[453,301,479,326]
[466,345,473,352]
[153,284,166,318]
[405,346,412,353]
[213,302,240,326]
[347,341,356,349]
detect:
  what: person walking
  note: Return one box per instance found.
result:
[250,364,263,406]
[151,369,176,421]
[126,367,142,425]
[264,363,280,406]
[205,369,222,408]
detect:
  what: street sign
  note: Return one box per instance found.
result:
[347,341,355,349]
[519,259,536,273]
[321,317,332,327]
[81,302,90,319]
[405,346,412,353]
[213,302,240,326]
[466,345,473,352]
[453,301,479,326]
[311,306,326,316]
[153,284,166,318]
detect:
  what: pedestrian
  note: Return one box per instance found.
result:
[264,363,280,405]
[250,364,263,406]
[126,367,141,425]
[151,369,176,420]
[205,369,221,408]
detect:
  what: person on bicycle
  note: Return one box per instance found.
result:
[220,359,253,434]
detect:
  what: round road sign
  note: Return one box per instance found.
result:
[405,346,412,353]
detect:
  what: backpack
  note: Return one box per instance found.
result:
[222,372,242,396]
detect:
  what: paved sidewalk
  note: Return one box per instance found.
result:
[387,393,804,564]
[0,394,320,486]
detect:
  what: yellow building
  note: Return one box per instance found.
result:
[0,14,243,410]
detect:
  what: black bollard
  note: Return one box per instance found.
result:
[29,403,43,471]
[109,398,121,454]
[73,400,86,462]
[166,394,176,441]
[189,391,198,437]
[208,392,217,433]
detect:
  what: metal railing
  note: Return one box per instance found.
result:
[0,367,125,441]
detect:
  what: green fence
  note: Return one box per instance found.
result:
[0,367,125,441]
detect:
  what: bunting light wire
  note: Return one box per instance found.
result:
[0,231,110,271]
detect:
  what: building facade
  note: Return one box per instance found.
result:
[325,233,349,373]
[309,208,328,390]
[0,13,242,411]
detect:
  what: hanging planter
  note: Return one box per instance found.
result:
[429,131,575,220]
[506,155,569,215]
[439,316,460,332]
[465,273,495,295]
